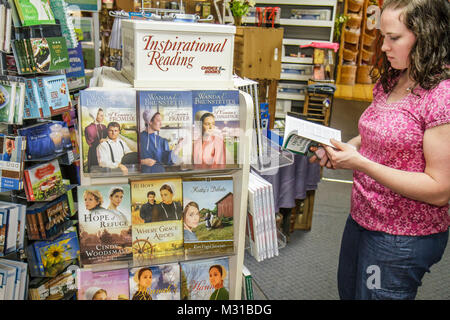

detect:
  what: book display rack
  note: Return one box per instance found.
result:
[0,0,88,300]
[1,3,255,299]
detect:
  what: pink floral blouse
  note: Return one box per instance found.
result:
[351,79,450,236]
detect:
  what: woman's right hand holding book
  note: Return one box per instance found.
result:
[141,158,156,166]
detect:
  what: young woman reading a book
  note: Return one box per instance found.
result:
[310,0,450,300]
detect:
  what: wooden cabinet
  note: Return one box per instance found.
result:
[233,27,283,80]
[242,0,338,120]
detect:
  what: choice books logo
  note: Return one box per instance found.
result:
[141,35,229,72]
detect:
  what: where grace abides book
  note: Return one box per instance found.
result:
[77,184,132,265]
[130,177,183,262]
[137,90,193,173]
[129,262,180,300]
[182,176,234,257]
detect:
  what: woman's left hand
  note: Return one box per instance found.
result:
[323,139,365,170]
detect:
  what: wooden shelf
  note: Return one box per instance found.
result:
[334,83,374,102]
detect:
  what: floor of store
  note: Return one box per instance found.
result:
[243,99,450,300]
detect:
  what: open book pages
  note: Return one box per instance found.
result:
[282,113,341,155]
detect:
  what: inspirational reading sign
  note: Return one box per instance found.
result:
[121,20,236,88]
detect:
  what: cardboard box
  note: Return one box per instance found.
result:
[121,20,235,88]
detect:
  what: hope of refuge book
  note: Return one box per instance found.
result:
[77,184,132,265]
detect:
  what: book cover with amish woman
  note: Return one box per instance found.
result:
[130,177,183,262]
[77,184,132,265]
[182,176,234,257]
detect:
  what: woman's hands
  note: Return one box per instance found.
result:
[310,139,365,171]
[141,158,156,166]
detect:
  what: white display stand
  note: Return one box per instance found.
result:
[78,89,253,300]
[121,20,236,89]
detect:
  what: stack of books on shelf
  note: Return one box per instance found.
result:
[77,175,235,266]
[246,172,279,262]
[0,201,26,257]
[80,88,241,175]
[0,74,72,125]
[76,256,230,300]
[0,258,28,300]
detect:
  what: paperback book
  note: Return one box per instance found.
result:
[77,268,129,300]
[13,0,56,26]
[23,78,42,119]
[79,88,138,175]
[77,184,132,265]
[129,262,180,300]
[0,203,20,256]
[0,262,16,300]
[192,90,240,169]
[29,37,70,73]
[0,78,17,124]
[28,268,76,300]
[0,134,26,190]
[26,225,80,277]
[37,74,71,116]
[282,112,341,156]
[25,193,73,240]
[182,176,234,256]
[137,90,193,173]
[0,259,28,300]
[23,159,65,201]
[180,256,230,300]
[130,177,183,261]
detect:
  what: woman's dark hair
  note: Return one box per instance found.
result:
[138,268,152,280]
[373,0,450,93]
[200,112,215,123]
[110,187,124,197]
[209,265,223,276]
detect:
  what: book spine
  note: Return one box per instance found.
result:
[36,78,51,118]
[29,213,39,240]
[36,211,46,240]
[4,5,12,52]
[24,38,37,72]
[23,169,34,201]
[17,40,30,73]
[25,213,35,240]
